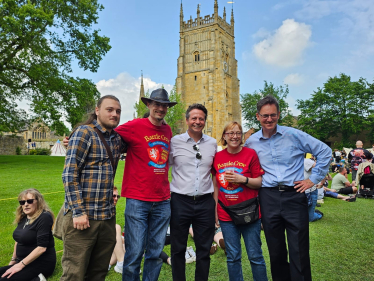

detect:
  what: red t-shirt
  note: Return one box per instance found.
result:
[213,147,264,221]
[115,118,172,201]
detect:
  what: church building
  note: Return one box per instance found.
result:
[176,0,241,141]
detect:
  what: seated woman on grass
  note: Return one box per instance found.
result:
[0,189,56,281]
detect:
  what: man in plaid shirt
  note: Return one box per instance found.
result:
[60,95,125,281]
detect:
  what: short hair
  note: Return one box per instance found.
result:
[367,153,373,160]
[339,167,346,173]
[220,121,243,146]
[256,95,280,113]
[185,103,208,120]
[113,186,118,192]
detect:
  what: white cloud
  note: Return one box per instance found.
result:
[252,19,312,67]
[284,73,304,85]
[295,0,374,53]
[252,27,270,39]
[96,72,173,124]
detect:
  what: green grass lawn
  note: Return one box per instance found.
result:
[0,156,373,280]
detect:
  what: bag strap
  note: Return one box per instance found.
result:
[94,127,116,175]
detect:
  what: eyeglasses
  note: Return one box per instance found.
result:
[193,144,202,160]
[19,199,37,205]
[152,102,168,109]
[225,132,242,137]
[258,113,278,119]
[113,195,121,199]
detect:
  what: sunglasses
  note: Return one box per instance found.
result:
[113,195,121,199]
[19,199,37,205]
[193,144,202,160]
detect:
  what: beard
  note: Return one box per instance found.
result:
[98,117,119,130]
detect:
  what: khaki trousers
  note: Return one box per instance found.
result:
[60,211,116,281]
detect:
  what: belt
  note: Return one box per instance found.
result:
[176,193,213,201]
[269,185,296,192]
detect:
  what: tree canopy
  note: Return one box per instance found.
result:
[134,86,185,136]
[241,81,294,130]
[0,0,111,135]
[296,73,374,147]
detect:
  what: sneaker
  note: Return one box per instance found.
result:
[187,246,196,262]
[108,265,111,271]
[210,244,217,255]
[38,273,47,281]
[315,209,324,216]
[185,249,194,264]
[317,199,324,204]
[114,265,123,274]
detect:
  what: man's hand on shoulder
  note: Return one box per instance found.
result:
[294,179,315,193]
[73,214,90,230]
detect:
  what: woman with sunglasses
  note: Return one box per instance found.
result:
[0,189,55,281]
[212,121,268,281]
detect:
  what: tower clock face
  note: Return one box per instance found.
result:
[223,62,228,73]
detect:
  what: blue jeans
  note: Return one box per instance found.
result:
[219,219,268,281]
[307,189,322,222]
[122,198,171,281]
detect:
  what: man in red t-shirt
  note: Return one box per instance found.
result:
[115,88,176,281]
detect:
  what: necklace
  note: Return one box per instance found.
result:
[23,218,30,229]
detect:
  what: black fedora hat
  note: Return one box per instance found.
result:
[141,88,177,108]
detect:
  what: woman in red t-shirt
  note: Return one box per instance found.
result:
[213,121,268,281]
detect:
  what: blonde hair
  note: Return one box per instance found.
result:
[15,189,54,225]
[220,121,243,146]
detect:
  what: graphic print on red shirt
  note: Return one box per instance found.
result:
[115,118,172,201]
[213,147,264,221]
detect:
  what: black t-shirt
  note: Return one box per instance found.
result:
[13,212,55,259]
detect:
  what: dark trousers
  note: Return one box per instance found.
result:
[259,188,312,281]
[170,193,215,281]
[60,211,116,281]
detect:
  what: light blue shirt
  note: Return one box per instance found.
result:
[244,125,332,187]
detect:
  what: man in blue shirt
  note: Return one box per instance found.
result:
[245,96,331,281]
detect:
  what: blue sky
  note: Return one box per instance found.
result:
[69,0,374,124]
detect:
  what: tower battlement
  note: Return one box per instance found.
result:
[182,15,234,36]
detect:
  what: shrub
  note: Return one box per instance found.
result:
[16,146,21,155]
[29,148,51,155]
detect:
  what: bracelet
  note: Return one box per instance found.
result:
[11,257,16,261]
[244,177,249,185]
[21,260,27,266]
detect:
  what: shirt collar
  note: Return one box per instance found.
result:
[183,130,205,143]
[93,119,116,137]
[259,124,284,140]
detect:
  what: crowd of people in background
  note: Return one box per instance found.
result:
[3,90,374,281]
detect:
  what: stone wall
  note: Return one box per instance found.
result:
[0,136,27,155]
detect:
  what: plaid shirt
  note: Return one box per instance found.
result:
[62,120,124,220]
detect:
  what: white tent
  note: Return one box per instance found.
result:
[51,139,66,156]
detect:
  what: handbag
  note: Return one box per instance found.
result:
[218,197,259,225]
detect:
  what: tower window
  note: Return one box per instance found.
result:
[195,76,197,81]
[194,51,200,62]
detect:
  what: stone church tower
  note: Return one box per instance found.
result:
[176,0,241,141]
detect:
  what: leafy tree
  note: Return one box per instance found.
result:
[296,73,374,147]
[164,86,185,136]
[134,90,150,119]
[0,0,110,133]
[241,81,293,130]
[133,86,186,136]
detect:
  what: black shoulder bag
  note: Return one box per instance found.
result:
[218,197,260,225]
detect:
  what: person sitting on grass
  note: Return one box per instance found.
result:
[354,153,374,196]
[108,186,125,274]
[331,167,357,197]
[0,189,56,281]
